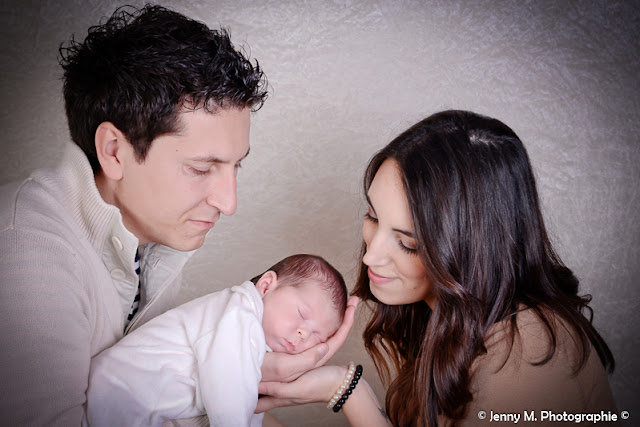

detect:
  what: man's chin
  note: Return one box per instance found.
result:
[162,235,207,252]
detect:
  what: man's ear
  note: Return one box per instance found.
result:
[95,122,127,181]
[255,271,279,297]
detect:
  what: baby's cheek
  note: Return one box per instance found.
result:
[301,336,321,353]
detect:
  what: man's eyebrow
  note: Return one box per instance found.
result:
[188,146,250,164]
[365,194,414,238]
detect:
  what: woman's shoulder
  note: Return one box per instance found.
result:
[467,306,617,417]
[483,306,567,363]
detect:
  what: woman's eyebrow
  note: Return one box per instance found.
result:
[393,228,415,238]
[365,194,414,237]
[365,194,377,214]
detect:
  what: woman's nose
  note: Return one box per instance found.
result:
[362,230,388,266]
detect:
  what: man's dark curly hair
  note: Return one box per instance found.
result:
[59,4,268,172]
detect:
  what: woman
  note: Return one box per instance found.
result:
[257,110,617,426]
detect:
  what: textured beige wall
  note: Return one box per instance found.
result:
[2,0,638,425]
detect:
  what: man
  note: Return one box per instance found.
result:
[0,5,356,425]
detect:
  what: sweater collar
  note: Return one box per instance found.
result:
[48,143,139,265]
[36,143,195,316]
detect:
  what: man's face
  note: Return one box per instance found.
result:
[113,107,250,251]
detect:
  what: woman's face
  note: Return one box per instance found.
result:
[362,159,435,307]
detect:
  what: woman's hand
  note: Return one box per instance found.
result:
[256,365,347,412]
[258,362,393,427]
[260,296,359,382]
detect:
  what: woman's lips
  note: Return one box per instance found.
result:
[368,268,394,285]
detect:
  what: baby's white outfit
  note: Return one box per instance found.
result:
[87,281,266,427]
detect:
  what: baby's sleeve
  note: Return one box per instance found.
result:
[193,297,266,427]
[86,307,201,427]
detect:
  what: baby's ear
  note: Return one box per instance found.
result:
[255,271,278,297]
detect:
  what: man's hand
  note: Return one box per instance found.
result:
[260,296,359,382]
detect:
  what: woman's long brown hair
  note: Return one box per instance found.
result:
[352,110,615,426]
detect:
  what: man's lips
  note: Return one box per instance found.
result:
[368,268,395,285]
[189,219,216,229]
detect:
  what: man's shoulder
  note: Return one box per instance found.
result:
[0,179,27,230]
[0,175,74,239]
[0,175,91,269]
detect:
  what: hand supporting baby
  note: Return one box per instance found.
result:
[259,296,359,383]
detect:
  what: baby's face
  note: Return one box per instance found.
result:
[261,280,342,354]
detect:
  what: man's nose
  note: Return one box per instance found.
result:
[206,168,237,216]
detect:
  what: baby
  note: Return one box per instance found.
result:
[87,254,347,427]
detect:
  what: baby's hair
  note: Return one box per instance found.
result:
[251,254,348,319]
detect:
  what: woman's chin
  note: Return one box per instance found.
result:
[370,283,394,305]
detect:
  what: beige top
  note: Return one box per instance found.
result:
[442,308,618,426]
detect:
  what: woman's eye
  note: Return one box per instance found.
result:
[364,213,378,223]
[398,240,418,255]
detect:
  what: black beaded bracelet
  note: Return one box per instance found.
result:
[332,364,363,413]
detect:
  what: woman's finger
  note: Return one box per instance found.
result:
[256,380,307,412]
[315,296,359,367]
[256,395,294,413]
[261,344,329,382]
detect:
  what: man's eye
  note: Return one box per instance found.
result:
[189,166,209,176]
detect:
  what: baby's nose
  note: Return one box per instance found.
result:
[297,328,310,341]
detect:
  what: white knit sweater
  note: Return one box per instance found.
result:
[0,143,194,426]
